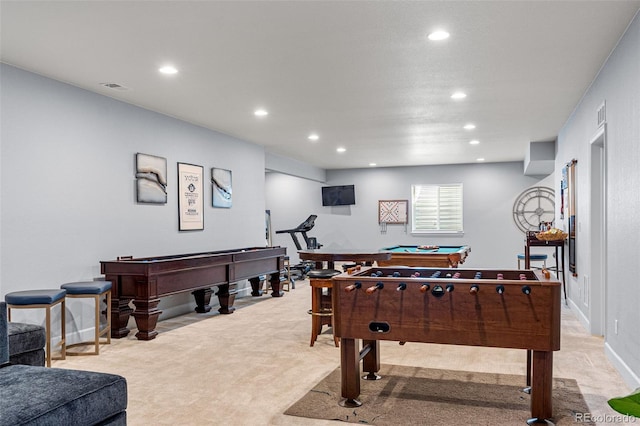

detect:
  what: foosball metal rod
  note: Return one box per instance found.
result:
[524,349,532,394]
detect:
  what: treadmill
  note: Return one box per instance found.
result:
[275,215,322,279]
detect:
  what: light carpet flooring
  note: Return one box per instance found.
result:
[52,277,633,425]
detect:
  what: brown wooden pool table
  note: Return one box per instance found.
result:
[377,245,470,268]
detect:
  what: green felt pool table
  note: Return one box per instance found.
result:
[377,245,471,268]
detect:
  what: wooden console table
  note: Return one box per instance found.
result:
[524,232,566,303]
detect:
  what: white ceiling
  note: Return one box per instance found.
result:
[1,1,639,170]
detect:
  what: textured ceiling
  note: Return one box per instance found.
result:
[2,1,639,169]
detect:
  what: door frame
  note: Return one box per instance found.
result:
[589,124,607,336]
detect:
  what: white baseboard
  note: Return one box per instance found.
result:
[567,298,640,390]
[604,342,640,390]
[64,281,255,339]
[567,297,592,331]
[64,328,101,346]
[159,280,253,320]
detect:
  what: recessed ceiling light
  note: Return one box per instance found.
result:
[428,30,450,41]
[254,109,268,117]
[464,123,476,130]
[469,140,480,145]
[476,158,485,162]
[369,163,377,167]
[308,134,319,141]
[158,66,178,75]
[336,147,346,153]
[451,92,467,100]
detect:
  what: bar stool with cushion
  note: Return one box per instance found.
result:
[307,269,341,347]
[517,253,548,269]
[5,289,66,367]
[60,281,111,356]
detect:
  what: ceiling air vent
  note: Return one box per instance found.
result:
[597,101,606,127]
[100,82,130,91]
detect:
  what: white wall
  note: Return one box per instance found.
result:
[1,64,268,325]
[555,12,640,388]
[266,152,325,183]
[267,171,323,259]
[267,162,548,269]
[4,8,639,387]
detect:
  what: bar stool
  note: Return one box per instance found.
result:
[262,257,296,294]
[5,289,66,367]
[517,253,548,269]
[307,269,340,347]
[282,256,293,291]
[60,281,112,356]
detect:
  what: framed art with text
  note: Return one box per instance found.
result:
[177,162,204,231]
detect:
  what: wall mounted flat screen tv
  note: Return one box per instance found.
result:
[322,185,356,206]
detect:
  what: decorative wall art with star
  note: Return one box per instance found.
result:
[378,200,408,224]
[378,200,408,234]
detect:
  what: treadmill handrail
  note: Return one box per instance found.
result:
[275,215,318,250]
[275,215,317,233]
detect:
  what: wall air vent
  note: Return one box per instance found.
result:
[100,82,130,91]
[597,101,606,127]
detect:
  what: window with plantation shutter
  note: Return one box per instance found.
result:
[411,183,463,233]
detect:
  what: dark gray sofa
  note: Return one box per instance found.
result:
[8,321,46,366]
[0,301,128,425]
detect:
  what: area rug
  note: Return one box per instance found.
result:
[284,364,593,425]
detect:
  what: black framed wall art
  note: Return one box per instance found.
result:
[177,162,204,231]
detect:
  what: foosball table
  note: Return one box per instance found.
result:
[332,266,561,424]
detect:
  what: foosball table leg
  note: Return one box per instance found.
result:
[362,339,381,381]
[528,350,554,424]
[339,338,362,407]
